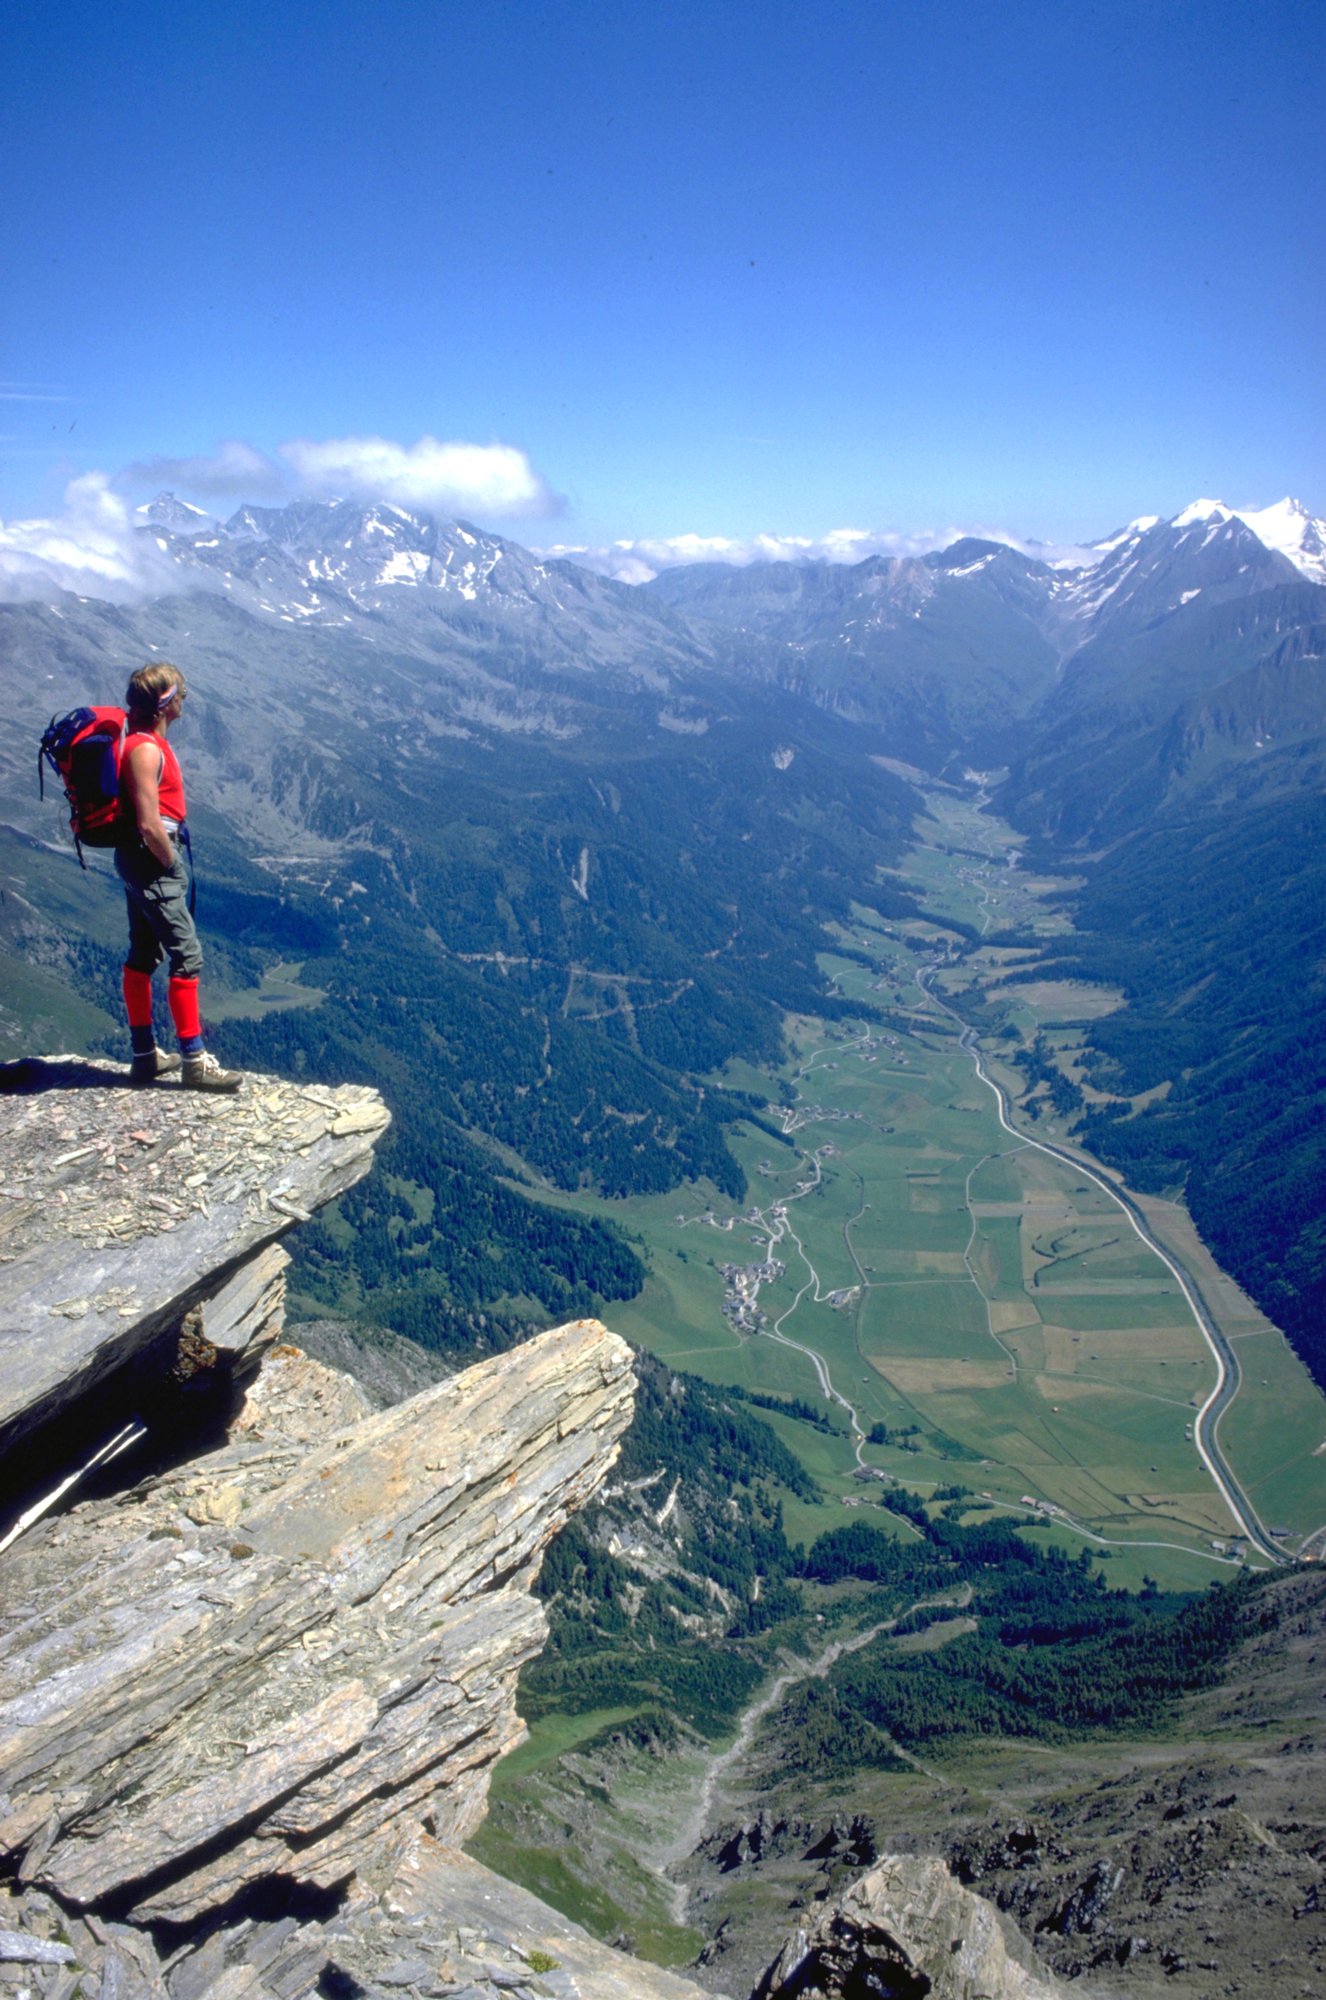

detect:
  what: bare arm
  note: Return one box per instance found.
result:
[121,740,175,869]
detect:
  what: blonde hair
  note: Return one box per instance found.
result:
[125,661,187,727]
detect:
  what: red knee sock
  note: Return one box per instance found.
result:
[168,975,203,1051]
[123,967,156,1055]
[123,966,154,1029]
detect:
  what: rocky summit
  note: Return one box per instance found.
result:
[0,1058,391,1481]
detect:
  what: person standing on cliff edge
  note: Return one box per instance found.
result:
[116,661,243,1093]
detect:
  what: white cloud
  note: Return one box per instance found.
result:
[0,383,71,403]
[112,430,561,518]
[0,431,557,602]
[0,473,182,603]
[121,438,286,498]
[279,434,558,517]
[538,524,979,583]
[539,520,1099,583]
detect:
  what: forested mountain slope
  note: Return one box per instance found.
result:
[1,549,920,1358]
[1007,759,1326,1392]
[979,539,1326,1392]
[2,492,1324,1382]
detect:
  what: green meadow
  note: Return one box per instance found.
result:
[549,786,1326,1591]
[205,959,327,1021]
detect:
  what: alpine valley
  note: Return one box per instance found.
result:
[2,490,1325,1998]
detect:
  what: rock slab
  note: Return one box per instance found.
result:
[0,1058,391,1468]
[0,1319,634,1926]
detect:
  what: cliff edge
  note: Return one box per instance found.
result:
[0,1062,1074,2000]
[0,1061,721,1998]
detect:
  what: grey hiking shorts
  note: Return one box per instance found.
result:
[115,835,203,980]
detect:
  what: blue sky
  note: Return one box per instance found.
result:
[3,0,1323,572]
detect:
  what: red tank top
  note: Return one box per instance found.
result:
[122,731,187,823]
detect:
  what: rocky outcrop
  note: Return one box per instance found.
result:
[0,1057,391,1527]
[751,1854,1072,2000]
[0,1321,635,1925]
[0,1841,726,1998]
[0,1062,1069,2000]
[0,1059,730,1998]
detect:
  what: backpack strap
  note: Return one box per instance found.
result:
[179,821,196,915]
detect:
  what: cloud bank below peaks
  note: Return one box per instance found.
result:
[536,523,1068,584]
[0,433,563,601]
[0,474,185,603]
[122,434,559,518]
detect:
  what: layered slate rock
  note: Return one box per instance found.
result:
[0,1321,634,1927]
[752,1854,1071,2000]
[0,1063,724,1996]
[0,1057,390,1478]
[0,1842,728,1999]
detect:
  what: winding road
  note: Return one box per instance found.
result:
[687,998,1267,1568]
[915,956,1286,1567]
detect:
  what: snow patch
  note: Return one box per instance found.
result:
[376,548,431,585]
[1089,515,1159,554]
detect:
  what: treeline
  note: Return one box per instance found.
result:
[779,1581,1253,1771]
[723,1383,845,1435]
[200,703,920,1351]
[621,1353,818,1506]
[525,1404,1269,1778]
[866,1419,981,1462]
[293,1128,644,1358]
[1010,1032,1085,1120]
[524,1354,812,1733]
[784,1514,1263,1772]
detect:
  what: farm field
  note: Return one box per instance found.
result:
[554,784,1326,1593]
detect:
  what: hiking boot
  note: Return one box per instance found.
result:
[130,1047,183,1086]
[181,1050,243,1094]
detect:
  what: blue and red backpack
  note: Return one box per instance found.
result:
[38,706,128,865]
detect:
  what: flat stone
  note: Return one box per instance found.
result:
[0,1061,389,1464]
[1,1324,633,1927]
[0,1931,74,1964]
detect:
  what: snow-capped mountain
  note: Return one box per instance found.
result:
[138,496,710,686]
[135,491,217,536]
[152,497,598,619]
[130,489,1326,632]
[1049,502,1304,640]
[1171,496,1326,586]
[67,485,1320,773]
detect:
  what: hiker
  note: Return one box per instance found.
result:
[116,662,242,1093]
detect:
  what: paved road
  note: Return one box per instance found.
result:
[691,1004,1258,1570]
[917,960,1286,1567]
